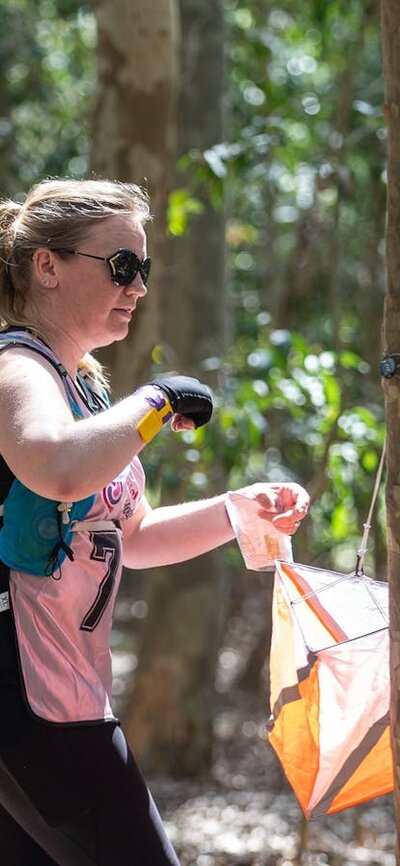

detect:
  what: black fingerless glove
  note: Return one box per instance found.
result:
[150,375,213,428]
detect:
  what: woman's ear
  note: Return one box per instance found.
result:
[32,248,59,288]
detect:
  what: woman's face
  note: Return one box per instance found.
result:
[33,213,149,353]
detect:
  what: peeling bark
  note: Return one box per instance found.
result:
[90,0,180,390]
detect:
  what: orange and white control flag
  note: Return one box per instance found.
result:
[267,561,393,819]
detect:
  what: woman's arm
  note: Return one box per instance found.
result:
[0,350,195,502]
[122,494,235,569]
[122,482,309,569]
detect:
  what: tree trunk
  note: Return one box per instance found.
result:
[380,0,400,856]
[124,556,226,777]
[161,0,228,368]
[124,0,226,778]
[90,0,180,391]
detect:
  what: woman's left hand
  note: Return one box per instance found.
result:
[253,482,310,535]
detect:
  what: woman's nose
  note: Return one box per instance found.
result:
[124,276,147,297]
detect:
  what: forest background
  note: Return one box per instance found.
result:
[0,0,393,863]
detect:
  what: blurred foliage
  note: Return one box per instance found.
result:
[145,325,385,573]
[0,0,94,192]
[161,0,387,574]
[0,0,387,573]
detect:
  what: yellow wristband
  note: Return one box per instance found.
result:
[136,397,174,443]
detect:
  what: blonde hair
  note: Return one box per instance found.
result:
[0,177,151,390]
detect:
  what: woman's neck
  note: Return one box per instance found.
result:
[23,318,86,379]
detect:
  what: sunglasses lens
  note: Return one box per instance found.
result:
[140,257,151,286]
[108,250,139,286]
[107,250,151,286]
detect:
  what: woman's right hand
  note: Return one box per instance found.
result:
[149,375,213,428]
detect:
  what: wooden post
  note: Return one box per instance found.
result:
[380,1,400,857]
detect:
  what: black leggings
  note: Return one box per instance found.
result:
[0,686,180,866]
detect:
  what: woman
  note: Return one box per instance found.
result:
[0,178,309,866]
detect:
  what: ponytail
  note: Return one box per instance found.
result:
[0,201,24,326]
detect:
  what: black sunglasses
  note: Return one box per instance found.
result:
[53,248,151,287]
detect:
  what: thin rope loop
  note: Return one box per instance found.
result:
[355,438,386,576]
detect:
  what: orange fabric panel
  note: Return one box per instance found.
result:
[268,665,320,815]
[326,726,394,816]
[298,665,320,749]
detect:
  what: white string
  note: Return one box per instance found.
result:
[355,438,386,575]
